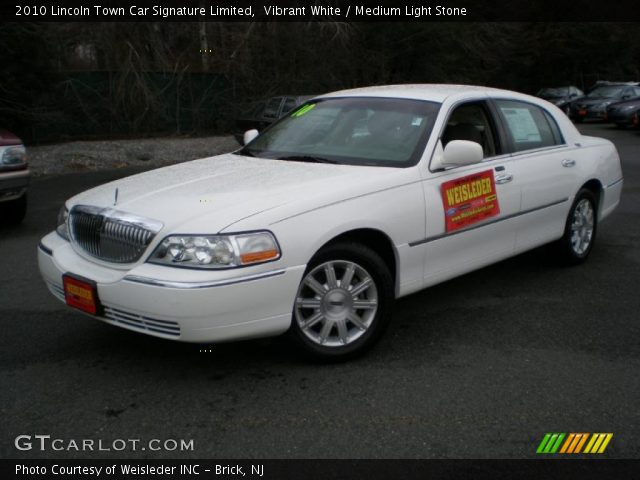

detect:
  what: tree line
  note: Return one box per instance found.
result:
[1,22,638,143]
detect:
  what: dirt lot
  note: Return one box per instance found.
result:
[27,135,239,176]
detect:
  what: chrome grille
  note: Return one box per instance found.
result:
[47,282,66,302]
[45,283,181,338]
[103,306,181,337]
[69,205,163,264]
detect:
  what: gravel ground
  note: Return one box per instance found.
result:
[27,135,239,176]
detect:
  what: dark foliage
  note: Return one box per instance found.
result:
[0,22,638,143]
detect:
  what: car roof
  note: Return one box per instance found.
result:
[318,84,531,103]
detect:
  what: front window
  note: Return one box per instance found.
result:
[238,97,440,167]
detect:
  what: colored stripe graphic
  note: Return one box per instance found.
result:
[584,433,613,454]
[559,433,575,453]
[536,433,552,453]
[559,433,588,453]
[536,433,565,454]
[538,433,613,454]
[574,433,589,453]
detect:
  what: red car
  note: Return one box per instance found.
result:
[0,129,29,224]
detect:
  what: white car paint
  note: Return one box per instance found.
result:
[38,84,623,345]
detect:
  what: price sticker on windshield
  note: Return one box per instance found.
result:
[441,170,500,232]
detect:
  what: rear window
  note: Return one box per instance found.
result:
[496,100,564,153]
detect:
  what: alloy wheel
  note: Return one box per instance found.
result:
[294,260,378,347]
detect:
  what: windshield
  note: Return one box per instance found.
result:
[237,97,440,167]
[587,86,625,99]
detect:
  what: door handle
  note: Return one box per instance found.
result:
[495,173,513,184]
[562,158,576,167]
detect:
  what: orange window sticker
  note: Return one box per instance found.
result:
[440,170,500,232]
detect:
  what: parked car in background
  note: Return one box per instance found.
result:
[633,110,639,128]
[569,84,640,122]
[234,95,315,144]
[606,96,640,127]
[586,80,639,93]
[39,85,623,359]
[537,86,583,115]
[0,129,29,225]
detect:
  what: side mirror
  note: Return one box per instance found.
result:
[441,140,483,167]
[243,129,259,146]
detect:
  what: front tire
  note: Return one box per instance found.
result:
[288,242,394,361]
[553,188,598,265]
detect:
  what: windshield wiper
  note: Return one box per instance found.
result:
[276,155,337,164]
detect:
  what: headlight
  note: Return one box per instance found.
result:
[149,231,281,269]
[1,146,27,169]
[56,205,69,240]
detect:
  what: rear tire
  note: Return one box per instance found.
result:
[552,188,597,265]
[288,242,394,361]
[1,193,27,225]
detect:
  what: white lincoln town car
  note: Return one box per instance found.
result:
[38,85,623,359]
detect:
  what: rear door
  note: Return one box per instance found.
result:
[492,99,579,251]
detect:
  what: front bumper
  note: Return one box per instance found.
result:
[38,231,306,343]
[606,110,635,125]
[572,108,607,120]
[0,168,29,202]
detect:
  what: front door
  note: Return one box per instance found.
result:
[420,101,521,287]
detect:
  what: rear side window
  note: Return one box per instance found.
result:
[496,100,563,153]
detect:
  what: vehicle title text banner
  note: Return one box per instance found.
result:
[5,0,640,22]
[4,459,640,480]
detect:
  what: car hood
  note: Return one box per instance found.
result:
[68,153,402,234]
[0,129,22,146]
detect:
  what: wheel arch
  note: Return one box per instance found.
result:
[579,178,604,219]
[313,228,398,294]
